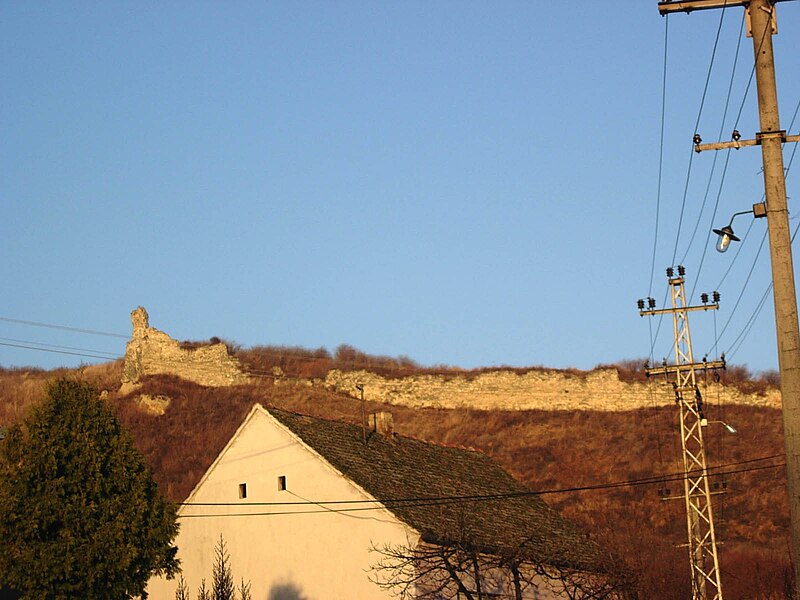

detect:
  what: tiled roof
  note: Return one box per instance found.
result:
[267,408,604,572]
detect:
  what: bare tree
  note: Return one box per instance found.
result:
[371,516,637,600]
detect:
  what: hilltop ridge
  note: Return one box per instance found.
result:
[119,306,780,412]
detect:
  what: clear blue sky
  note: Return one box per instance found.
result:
[2,1,799,374]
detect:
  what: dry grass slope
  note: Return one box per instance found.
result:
[0,354,791,600]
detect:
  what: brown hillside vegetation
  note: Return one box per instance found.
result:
[0,359,791,599]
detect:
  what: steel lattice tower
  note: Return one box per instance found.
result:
[639,267,726,600]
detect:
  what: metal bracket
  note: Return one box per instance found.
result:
[695,131,799,153]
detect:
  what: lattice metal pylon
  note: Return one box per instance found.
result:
[639,267,725,600]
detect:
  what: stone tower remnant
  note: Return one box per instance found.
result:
[121,307,250,387]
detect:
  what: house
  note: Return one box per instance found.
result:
[146,405,613,599]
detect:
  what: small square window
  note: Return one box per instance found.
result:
[277,475,286,491]
[238,483,247,499]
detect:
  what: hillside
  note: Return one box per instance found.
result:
[0,358,791,599]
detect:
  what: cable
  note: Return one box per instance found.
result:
[725,216,800,361]
[709,96,800,358]
[0,337,121,360]
[713,227,769,346]
[180,454,784,508]
[650,14,670,300]
[730,3,775,132]
[177,459,786,519]
[682,11,747,281]
[0,341,121,361]
[671,2,729,266]
[0,316,127,339]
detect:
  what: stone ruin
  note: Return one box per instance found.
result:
[122,307,250,387]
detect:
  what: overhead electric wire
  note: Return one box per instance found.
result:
[725,216,800,360]
[179,452,784,507]
[177,457,786,519]
[647,20,670,465]
[727,283,774,359]
[682,11,747,283]
[649,8,730,362]
[708,95,800,358]
[650,14,670,301]
[730,3,776,133]
[0,341,121,361]
[0,337,121,360]
[714,217,756,290]
[0,316,127,339]
[671,2,729,267]
[713,227,770,346]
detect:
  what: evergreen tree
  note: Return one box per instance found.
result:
[175,575,190,600]
[0,380,179,599]
[197,579,210,600]
[238,578,252,600]
[211,535,235,600]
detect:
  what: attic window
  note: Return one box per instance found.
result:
[277,475,286,491]
[238,483,247,499]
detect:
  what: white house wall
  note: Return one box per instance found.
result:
[147,406,418,600]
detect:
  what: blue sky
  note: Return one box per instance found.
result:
[2,1,799,374]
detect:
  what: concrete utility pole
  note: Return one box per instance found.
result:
[658,0,800,593]
[640,267,726,600]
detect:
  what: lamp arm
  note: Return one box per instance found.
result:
[727,209,755,227]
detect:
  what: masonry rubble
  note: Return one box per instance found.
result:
[119,307,780,411]
[121,307,250,388]
[323,368,781,412]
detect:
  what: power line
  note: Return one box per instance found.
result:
[650,14,670,300]
[671,2,730,267]
[682,11,747,280]
[180,454,784,508]
[707,95,800,359]
[0,316,127,339]
[0,341,121,361]
[0,337,121,358]
[177,458,785,519]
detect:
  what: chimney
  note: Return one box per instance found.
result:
[371,411,394,438]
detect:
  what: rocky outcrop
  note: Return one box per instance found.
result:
[122,307,250,387]
[323,368,780,411]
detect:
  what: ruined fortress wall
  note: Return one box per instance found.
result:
[118,306,780,409]
[323,368,781,411]
[122,307,250,387]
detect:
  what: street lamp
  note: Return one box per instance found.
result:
[700,419,737,434]
[712,203,767,253]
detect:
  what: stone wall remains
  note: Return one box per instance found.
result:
[122,307,250,387]
[323,368,780,411]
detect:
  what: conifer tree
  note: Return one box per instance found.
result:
[211,534,235,600]
[0,379,179,599]
[175,575,190,600]
[197,579,210,600]
[238,578,252,600]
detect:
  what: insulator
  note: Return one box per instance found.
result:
[713,291,720,303]
[732,129,741,142]
[666,267,674,277]
[637,299,645,310]
[693,133,702,145]
[701,293,709,303]
[678,265,686,276]
[648,297,656,309]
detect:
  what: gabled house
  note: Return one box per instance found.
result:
[146,404,612,599]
